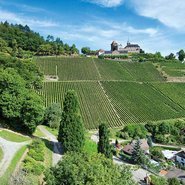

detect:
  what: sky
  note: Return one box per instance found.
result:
[0,0,185,55]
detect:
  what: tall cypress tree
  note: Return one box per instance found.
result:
[98,123,112,159]
[131,139,141,164]
[58,90,85,153]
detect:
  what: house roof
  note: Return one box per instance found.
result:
[162,150,178,160]
[176,151,185,158]
[125,44,140,48]
[123,139,149,155]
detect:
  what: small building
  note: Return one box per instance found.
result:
[175,151,185,166]
[162,150,178,160]
[123,139,149,155]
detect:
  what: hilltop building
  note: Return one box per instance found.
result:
[97,40,141,56]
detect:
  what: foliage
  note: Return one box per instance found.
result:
[150,175,168,185]
[23,139,45,175]
[149,147,164,161]
[122,124,148,139]
[0,21,78,57]
[168,178,181,185]
[177,49,185,61]
[44,103,61,129]
[98,123,112,159]
[131,139,148,165]
[44,152,137,185]
[81,47,96,55]
[0,67,44,133]
[145,120,185,145]
[58,90,85,153]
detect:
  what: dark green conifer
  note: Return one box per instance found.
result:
[98,123,112,159]
[58,90,85,153]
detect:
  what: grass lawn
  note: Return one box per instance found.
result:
[0,146,3,162]
[33,127,45,138]
[43,126,58,137]
[0,130,31,142]
[0,145,27,185]
[43,139,53,167]
[84,139,97,154]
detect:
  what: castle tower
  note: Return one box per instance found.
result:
[111,41,118,51]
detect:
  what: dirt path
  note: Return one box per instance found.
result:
[0,137,30,177]
[38,126,62,166]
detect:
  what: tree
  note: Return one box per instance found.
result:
[177,49,185,61]
[44,152,137,185]
[147,136,153,147]
[0,68,44,134]
[168,178,181,185]
[81,47,91,55]
[21,91,44,134]
[98,123,112,159]
[58,90,85,153]
[149,147,164,161]
[44,103,61,129]
[165,53,176,60]
[131,139,147,165]
[150,175,168,185]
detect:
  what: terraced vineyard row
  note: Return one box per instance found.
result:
[35,57,100,81]
[38,82,122,129]
[35,57,164,82]
[152,83,185,109]
[159,62,185,77]
[101,82,185,123]
[95,59,164,82]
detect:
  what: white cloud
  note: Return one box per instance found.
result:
[85,0,124,7]
[0,9,58,28]
[131,0,185,30]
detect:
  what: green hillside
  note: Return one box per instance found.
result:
[39,81,121,129]
[159,62,185,77]
[36,57,164,82]
[36,57,185,129]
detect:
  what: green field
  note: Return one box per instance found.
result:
[0,130,31,142]
[36,57,185,129]
[159,62,185,77]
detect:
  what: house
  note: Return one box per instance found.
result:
[162,150,178,160]
[175,151,185,166]
[123,139,149,155]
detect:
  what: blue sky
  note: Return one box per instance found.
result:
[0,0,185,55]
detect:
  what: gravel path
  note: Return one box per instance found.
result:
[0,137,29,177]
[38,126,62,166]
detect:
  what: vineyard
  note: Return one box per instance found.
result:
[39,81,122,129]
[36,57,164,82]
[101,82,185,123]
[35,57,185,129]
[35,57,100,81]
[159,62,185,77]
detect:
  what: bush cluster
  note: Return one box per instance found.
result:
[23,139,45,175]
[145,120,185,145]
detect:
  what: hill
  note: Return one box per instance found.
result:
[36,57,185,129]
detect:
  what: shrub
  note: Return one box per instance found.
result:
[149,147,164,161]
[122,124,147,139]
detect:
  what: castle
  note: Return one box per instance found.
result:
[97,41,141,56]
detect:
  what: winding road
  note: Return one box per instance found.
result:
[38,126,63,166]
[0,137,30,177]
